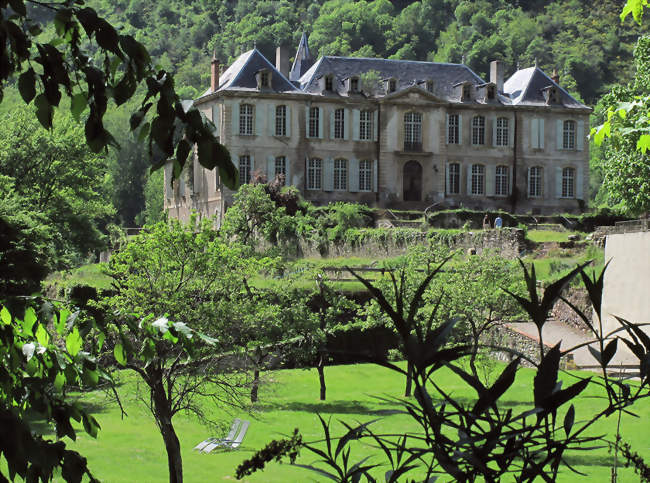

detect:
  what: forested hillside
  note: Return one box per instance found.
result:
[0,0,646,256]
[85,0,647,104]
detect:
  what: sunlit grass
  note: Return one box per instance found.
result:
[45,361,649,482]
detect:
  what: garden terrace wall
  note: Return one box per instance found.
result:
[294,227,526,259]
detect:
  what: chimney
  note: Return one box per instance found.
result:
[211,52,220,92]
[551,68,560,85]
[276,46,290,78]
[490,60,504,93]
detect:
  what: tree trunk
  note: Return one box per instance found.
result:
[317,355,326,401]
[251,368,260,403]
[152,382,183,483]
[404,360,413,397]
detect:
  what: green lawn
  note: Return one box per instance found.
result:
[43,263,113,293]
[527,230,578,243]
[43,362,649,482]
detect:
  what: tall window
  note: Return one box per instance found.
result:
[472,116,485,145]
[389,79,397,92]
[495,165,509,196]
[471,164,485,195]
[404,112,422,151]
[447,114,459,144]
[359,160,372,191]
[325,75,333,91]
[496,117,509,146]
[350,78,359,92]
[275,156,286,185]
[562,167,575,198]
[309,107,319,138]
[307,158,322,190]
[360,110,373,140]
[448,163,460,194]
[260,71,270,87]
[334,108,345,139]
[462,84,471,100]
[238,155,251,185]
[528,166,542,197]
[334,159,347,191]
[239,104,253,135]
[426,80,433,93]
[563,120,576,149]
[275,105,286,137]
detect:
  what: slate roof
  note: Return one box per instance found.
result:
[298,56,485,101]
[503,66,588,109]
[289,33,314,82]
[199,48,300,98]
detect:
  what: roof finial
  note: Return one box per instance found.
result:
[253,39,257,49]
[211,48,217,62]
[534,57,538,68]
[516,61,520,70]
[461,54,466,65]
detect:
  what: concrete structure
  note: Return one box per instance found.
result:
[601,231,650,364]
[165,35,591,224]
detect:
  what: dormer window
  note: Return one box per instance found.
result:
[325,75,333,92]
[487,85,495,100]
[462,84,471,101]
[349,77,359,93]
[543,86,560,104]
[388,79,397,93]
[256,69,271,89]
[426,80,433,93]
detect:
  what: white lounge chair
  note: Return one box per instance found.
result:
[203,420,249,453]
[194,418,241,452]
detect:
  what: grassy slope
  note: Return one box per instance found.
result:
[53,362,647,483]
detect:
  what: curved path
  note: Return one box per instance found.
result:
[505,319,637,367]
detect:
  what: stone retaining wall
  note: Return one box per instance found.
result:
[293,228,526,259]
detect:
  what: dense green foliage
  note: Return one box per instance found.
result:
[594,35,650,215]
[83,0,646,104]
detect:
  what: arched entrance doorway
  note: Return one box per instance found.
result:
[403,160,422,201]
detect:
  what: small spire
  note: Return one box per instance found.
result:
[211,48,217,63]
[461,54,466,65]
[253,39,257,49]
[534,57,538,67]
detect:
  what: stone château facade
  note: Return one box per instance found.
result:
[165,34,591,224]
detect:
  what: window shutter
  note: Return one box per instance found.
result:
[343,109,349,140]
[179,169,186,197]
[445,114,450,144]
[458,114,463,144]
[285,158,291,186]
[509,117,514,147]
[576,165,584,199]
[526,167,531,197]
[232,103,240,135]
[531,118,539,149]
[486,165,496,196]
[492,117,497,147]
[445,162,450,194]
[318,107,324,138]
[267,156,275,181]
[352,109,360,141]
[323,158,334,191]
[305,106,310,137]
[372,111,378,141]
[330,109,335,139]
[577,120,584,151]
[165,163,173,198]
[466,165,472,195]
[556,166,563,198]
[372,159,378,192]
[556,119,563,150]
[349,159,359,192]
[285,107,291,137]
[250,156,255,179]
[269,105,275,136]
[539,119,545,149]
[508,165,513,195]
[255,104,264,136]
[212,104,220,135]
